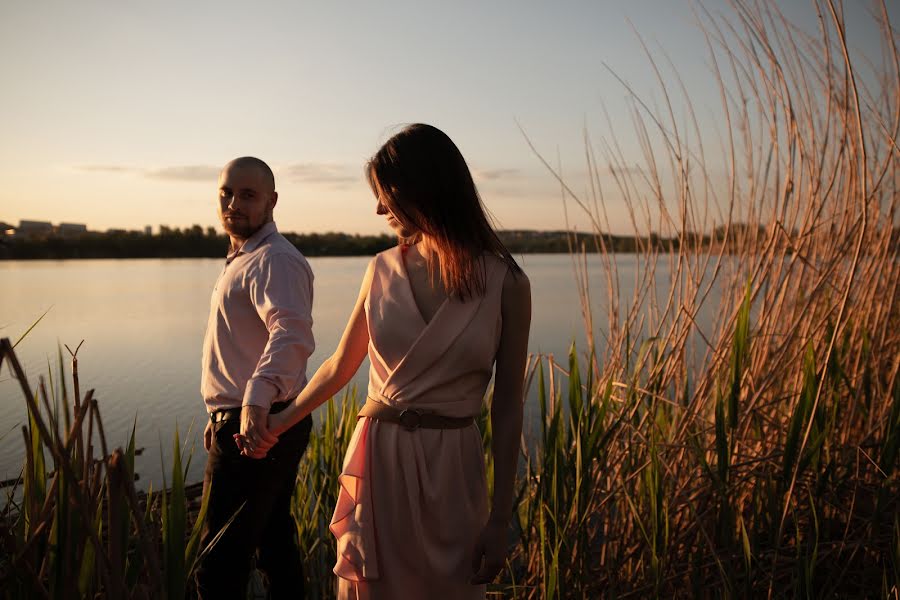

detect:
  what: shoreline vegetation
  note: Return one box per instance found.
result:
[6,225,882,259]
[2,1,899,598]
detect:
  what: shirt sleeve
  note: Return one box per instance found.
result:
[242,252,315,409]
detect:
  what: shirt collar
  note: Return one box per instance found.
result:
[227,221,278,260]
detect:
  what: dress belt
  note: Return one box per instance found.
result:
[358,398,474,431]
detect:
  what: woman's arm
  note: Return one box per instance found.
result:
[471,267,531,582]
[488,268,531,522]
[237,258,376,457]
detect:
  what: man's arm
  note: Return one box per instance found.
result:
[239,252,315,456]
[244,252,315,409]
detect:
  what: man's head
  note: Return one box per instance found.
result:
[218,157,277,241]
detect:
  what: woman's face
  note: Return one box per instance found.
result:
[376,194,419,239]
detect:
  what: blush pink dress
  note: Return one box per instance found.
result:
[330,246,508,600]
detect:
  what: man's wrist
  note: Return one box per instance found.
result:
[242,378,279,411]
[241,400,269,411]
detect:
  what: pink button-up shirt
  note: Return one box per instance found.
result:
[201,221,315,412]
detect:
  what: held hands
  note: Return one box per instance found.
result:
[233,404,279,459]
[470,518,508,585]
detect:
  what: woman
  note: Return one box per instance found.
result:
[236,123,531,599]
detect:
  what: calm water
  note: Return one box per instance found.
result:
[0,254,721,488]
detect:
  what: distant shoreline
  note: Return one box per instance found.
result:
[0,228,753,260]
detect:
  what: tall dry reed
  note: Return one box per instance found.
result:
[506,0,900,596]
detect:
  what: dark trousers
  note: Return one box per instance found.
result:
[195,407,313,600]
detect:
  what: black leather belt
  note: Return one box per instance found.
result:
[209,407,241,424]
[209,400,292,424]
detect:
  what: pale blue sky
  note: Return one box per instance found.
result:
[0,1,891,235]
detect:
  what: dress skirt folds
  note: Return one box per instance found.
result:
[330,246,508,600]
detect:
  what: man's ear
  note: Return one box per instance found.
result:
[269,191,278,211]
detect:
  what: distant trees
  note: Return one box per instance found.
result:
[7,223,884,260]
[1,227,227,259]
[283,232,396,257]
[2,227,681,259]
[0,227,397,259]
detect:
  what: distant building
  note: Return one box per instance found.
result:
[144,225,152,235]
[0,222,15,236]
[18,220,54,237]
[57,222,87,237]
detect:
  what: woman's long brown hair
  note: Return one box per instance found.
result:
[366,123,522,299]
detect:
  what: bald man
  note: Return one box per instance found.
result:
[196,157,314,599]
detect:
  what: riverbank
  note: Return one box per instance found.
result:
[0,227,778,260]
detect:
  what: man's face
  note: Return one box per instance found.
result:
[217,164,277,240]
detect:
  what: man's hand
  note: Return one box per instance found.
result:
[237,404,279,459]
[204,420,213,452]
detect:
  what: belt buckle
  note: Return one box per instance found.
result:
[210,408,236,424]
[398,409,422,431]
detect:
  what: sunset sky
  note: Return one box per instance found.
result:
[0,1,889,235]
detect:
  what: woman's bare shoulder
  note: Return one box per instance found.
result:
[501,264,530,302]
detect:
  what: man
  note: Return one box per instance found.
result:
[195,156,314,599]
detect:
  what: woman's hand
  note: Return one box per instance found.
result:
[232,432,272,459]
[234,410,292,457]
[470,518,509,584]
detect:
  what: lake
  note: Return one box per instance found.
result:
[0,253,722,488]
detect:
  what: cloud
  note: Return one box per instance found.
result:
[74,164,218,182]
[281,163,359,187]
[473,168,521,181]
[74,165,143,174]
[75,162,531,189]
[76,162,361,188]
[145,165,220,182]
